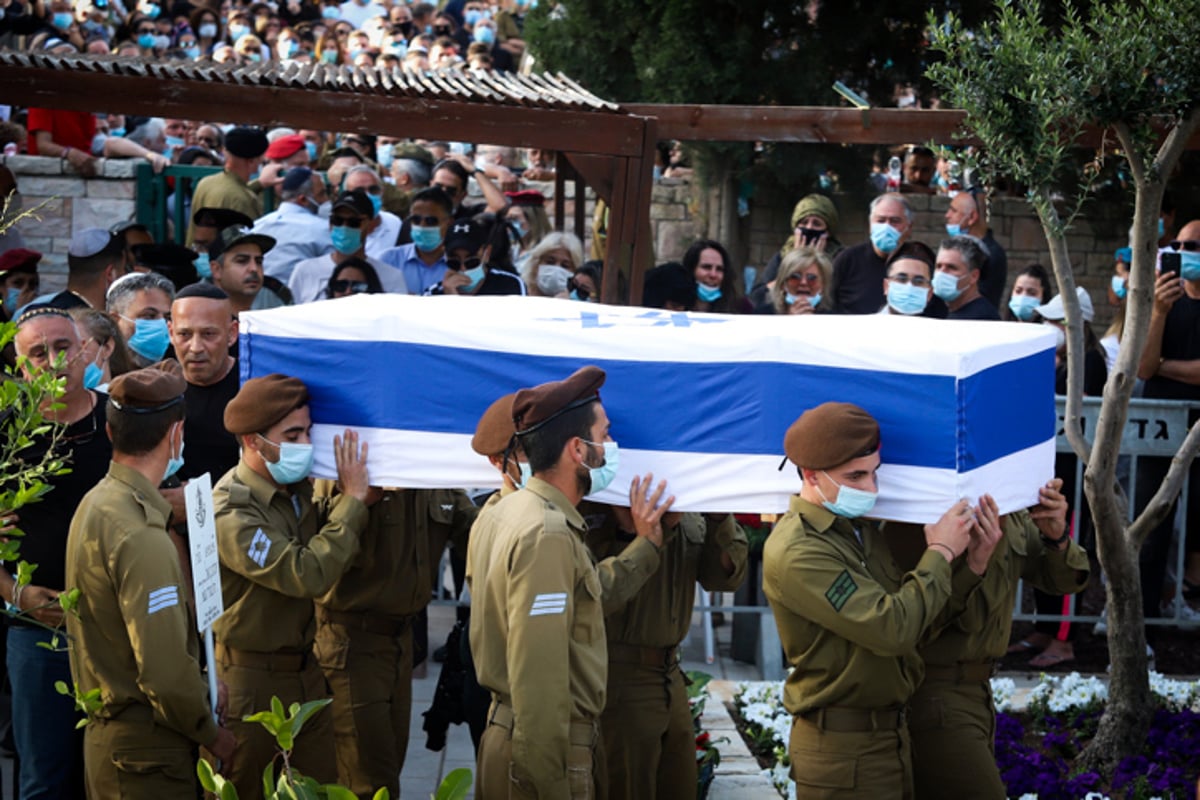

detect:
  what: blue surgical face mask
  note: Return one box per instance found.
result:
[305,141,319,161]
[1111,275,1127,300]
[388,41,407,57]
[142,2,160,18]
[193,251,212,279]
[932,270,963,302]
[331,225,363,254]
[83,359,103,390]
[184,46,201,58]
[1158,218,1166,239]
[870,222,902,254]
[368,193,383,217]
[283,39,299,57]
[1008,294,1040,321]
[376,147,394,170]
[163,425,185,482]
[697,283,722,303]
[819,471,877,519]
[154,33,170,49]
[321,49,339,64]
[4,287,21,314]
[109,127,126,138]
[229,23,249,41]
[199,22,218,38]
[52,11,73,29]
[652,165,662,182]
[886,281,928,315]
[465,9,482,25]
[517,462,531,488]
[810,292,822,308]
[569,289,588,302]
[412,225,444,253]
[473,25,494,45]
[582,439,619,495]
[122,317,171,362]
[321,5,340,19]
[138,32,156,48]
[166,134,186,150]
[1182,252,1200,282]
[510,219,526,241]
[259,436,315,484]
[945,223,962,237]
[461,264,486,293]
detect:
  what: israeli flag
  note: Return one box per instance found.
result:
[239,295,1056,522]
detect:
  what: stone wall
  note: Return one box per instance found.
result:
[4,155,139,294]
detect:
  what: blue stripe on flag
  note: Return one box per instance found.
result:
[240,333,1052,471]
[958,348,1057,470]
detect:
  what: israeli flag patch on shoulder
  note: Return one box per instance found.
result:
[248,528,271,568]
[148,585,179,615]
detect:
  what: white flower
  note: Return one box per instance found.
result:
[991,677,1016,713]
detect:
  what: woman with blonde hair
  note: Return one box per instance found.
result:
[521,231,584,297]
[762,247,833,315]
[71,308,135,392]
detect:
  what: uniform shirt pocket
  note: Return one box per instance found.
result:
[572,570,602,644]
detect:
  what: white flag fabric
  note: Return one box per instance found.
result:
[239,295,1057,522]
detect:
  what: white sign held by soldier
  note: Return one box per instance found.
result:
[185,472,224,633]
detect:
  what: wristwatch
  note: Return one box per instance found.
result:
[1039,532,1067,550]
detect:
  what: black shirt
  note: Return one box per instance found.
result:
[831,242,887,314]
[1144,295,1200,401]
[178,365,241,484]
[948,295,1001,321]
[7,392,111,593]
[978,229,1008,309]
[426,267,527,296]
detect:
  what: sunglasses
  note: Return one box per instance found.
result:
[331,216,364,228]
[446,257,481,272]
[1169,240,1200,252]
[330,279,369,294]
[785,272,821,285]
[410,214,441,226]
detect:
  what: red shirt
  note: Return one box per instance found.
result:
[26,108,96,155]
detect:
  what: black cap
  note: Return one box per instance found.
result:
[444,218,488,254]
[643,262,696,310]
[132,242,201,291]
[331,189,376,219]
[209,225,276,260]
[224,126,269,159]
[192,207,256,230]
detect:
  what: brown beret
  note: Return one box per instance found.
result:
[472,393,516,456]
[224,374,309,436]
[513,366,606,435]
[784,402,879,470]
[108,366,186,414]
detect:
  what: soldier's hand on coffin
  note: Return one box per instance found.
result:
[1153,269,1184,316]
[966,494,1003,576]
[629,473,675,550]
[334,428,370,503]
[924,498,974,561]
[1028,478,1068,543]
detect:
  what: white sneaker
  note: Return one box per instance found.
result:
[1092,607,1107,636]
[1161,596,1200,627]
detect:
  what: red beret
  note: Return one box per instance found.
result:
[0,248,41,274]
[265,134,306,161]
[513,366,605,435]
[784,402,880,470]
[504,190,546,208]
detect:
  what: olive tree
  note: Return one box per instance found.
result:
[928,0,1200,774]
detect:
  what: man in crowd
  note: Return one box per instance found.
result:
[211,374,370,799]
[66,367,237,798]
[131,242,201,292]
[390,142,435,213]
[763,402,985,799]
[469,366,674,798]
[380,186,453,294]
[105,271,175,366]
[944,190,1008,307]
[252,166,333,283]
[342,165,404,259]
[6,306,113,800]
[192,207,256,258]
[932,235,999,320]
[187,127,269,245]
[109,221,154,275]
[43,228,126,312]
[0,247,40,319]
[900,145,937,195]
[208,225,281,314]
[1136,219,1200,647]
[264,132,312,169]
[289,189,407,303]
[832,195,912,314]
[879,241,934,316]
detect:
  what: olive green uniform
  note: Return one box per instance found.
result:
[887,512,1089,800]
[467,478,610,800]
[584,509,748,800]
[186,170,262,244]
[763,496,968,799]
[312,482,476,800]
[66,462,218,799]
[211,461,367,800]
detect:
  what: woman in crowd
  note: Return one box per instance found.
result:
[71,308,134,392]
[521,231,583,298]
[684,238,748,313]
[760,247,832,316]
[190,5,222,52]
[1102,248,1131,370]
[326,258,384,299]
[504,190,551,260]
[567,261,603,302]
[1004,263,1053,322]
[750,194,841,309]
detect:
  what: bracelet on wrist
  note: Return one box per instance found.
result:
[929,542,956,560]
[1040,532,1066,550]
[12,583,25,612]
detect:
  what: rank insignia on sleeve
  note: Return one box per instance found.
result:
[825,569,858,612]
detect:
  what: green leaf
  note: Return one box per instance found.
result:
[54,680,70,696]
[319,785,358,800]
[198,759,219,792]
[433,768,472,800]
[263,761,277,798]
[244,710,282,738]
[288,698,332,741]
[271,695,286,720]
[371,788,390,800]
[220,781,240,800]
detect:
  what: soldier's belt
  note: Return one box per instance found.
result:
[487,701,598,748]
[922,661,997,684]
[607,643,679,669]
[216,643,309,672]
[796,705,907,733]
[316,605,415,637]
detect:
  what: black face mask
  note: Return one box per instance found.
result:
[797,227,825,246]
[396,20,414,36]
[433,24,450,36]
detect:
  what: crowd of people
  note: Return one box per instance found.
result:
[1,101,1199,800]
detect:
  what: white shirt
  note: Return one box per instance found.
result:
[366,211,402,260]
[288,253,408,304]
[252,202,334,282]
[338,0,387,28]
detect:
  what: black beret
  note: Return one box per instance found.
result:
[513,366,605,435]
[224,126,269,159]
[192,207,255,230]
[784,402,880,470]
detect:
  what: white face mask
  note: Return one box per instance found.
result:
[537,264,572,295]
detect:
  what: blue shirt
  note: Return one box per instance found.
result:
[379,243,448,296]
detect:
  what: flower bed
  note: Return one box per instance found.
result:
[732,673,1200,800]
